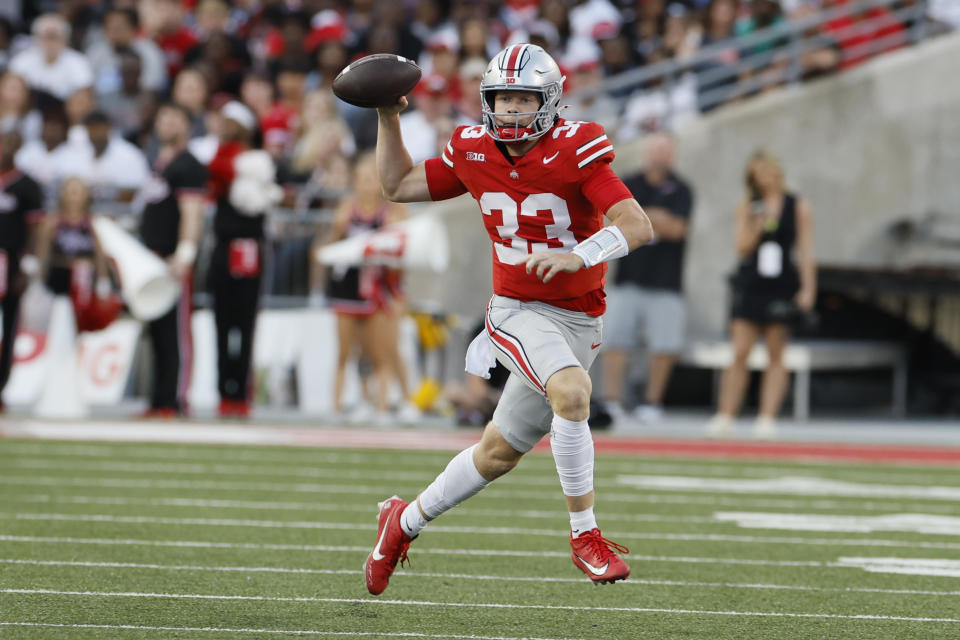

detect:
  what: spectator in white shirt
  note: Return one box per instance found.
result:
[9,13,93,102]
[53,111,149,203]
[15,108,69,187]
[399,73,454,166]
[86,7,167,95]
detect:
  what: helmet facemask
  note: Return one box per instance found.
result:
[481,84,561,142]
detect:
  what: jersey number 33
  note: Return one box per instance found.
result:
[479,192,576,265]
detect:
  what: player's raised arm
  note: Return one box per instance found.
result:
[375,97,431,203]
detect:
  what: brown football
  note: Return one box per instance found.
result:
[332,54,422,109]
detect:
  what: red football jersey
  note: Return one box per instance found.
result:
[424,119,631,315]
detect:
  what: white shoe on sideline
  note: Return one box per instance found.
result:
[753,416,777,440]
[705,414,734,439]
[349,403,376,424]
[605,401,630,426]
[633,404,664,424]
[396,402,422,425]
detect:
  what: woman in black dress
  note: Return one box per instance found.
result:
[707,150,816,439]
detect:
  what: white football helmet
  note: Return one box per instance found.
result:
[481,43,565,142]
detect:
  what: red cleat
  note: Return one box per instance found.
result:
[364,495,414,595]
[570,528,630,584]
[218,399,251,418]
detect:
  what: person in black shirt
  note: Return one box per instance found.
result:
[706,150,816,439]
[137,101,208,417]
[0,131,45,411]
[601,132,694,425]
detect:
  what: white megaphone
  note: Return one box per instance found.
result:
[316,213,449,272]
[91,216,181,321]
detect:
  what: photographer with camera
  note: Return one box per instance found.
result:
[706,150,816,439]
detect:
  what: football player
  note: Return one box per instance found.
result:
[365,44,654,594]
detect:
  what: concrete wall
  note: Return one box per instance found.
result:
[407,34,960,337]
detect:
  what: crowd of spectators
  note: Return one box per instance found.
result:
[0,1,948,215]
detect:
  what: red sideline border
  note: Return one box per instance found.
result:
[2,420,960,466]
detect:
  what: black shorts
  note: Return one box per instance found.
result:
[730,286,797,326]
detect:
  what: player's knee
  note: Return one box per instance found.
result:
[474,423,523,480]
[546,368,591,420]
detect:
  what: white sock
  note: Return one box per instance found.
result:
[570,506,598,538]
[400,444,489,538]
[550,414,594,497]
[400,499,429,538]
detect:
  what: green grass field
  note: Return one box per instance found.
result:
[1,437,959,639]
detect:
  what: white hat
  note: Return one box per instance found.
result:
[221,100,257,131]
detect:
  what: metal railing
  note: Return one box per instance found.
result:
[571,0,936,121]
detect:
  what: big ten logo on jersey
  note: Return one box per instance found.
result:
[466,152,485,162]
[479,192,576,265]
[552,121,586,139]
[460,125,485,139]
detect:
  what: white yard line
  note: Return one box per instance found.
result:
[3,558,957,597]
[0,505,717,537]
[12,491,960,515]
[4,475,959,509]
[2,532,959,560]
[0,622,579,640]
[618,475,960,501]
[9,457,960,490]
[9,512,960,549]
[2,589,959,623]
[0,443,464,467]
[5,444,960,484]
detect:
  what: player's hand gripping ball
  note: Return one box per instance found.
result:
[332,54,422,109]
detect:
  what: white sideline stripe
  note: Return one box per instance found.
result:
[0,623,576,640]
[715,512,960,536]
[0,443,471,466]
[835,557,960,578]
[9,495,717,524]
[5,458,452,483]
[12,491,960,517]
[5,558,958,597]
[9,457,960,500]
[0,421,485,451]
[4,589,959,623]
[2,458,558,487]
[6,511,713,532]
[619,474,960,501]
[3,528,959,554]
[0,535,823,564]
[576,145,613,168]
[8,441,958,479]
[11,512,960,548]
[8,475,957,511]
[12,442,960,483]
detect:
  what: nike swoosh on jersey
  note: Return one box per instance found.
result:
[371,510,393,561]
[574,552,610,576]
[591,343,602,349]
[542,151,560,164]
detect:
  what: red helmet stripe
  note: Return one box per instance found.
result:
[504,44,522,78]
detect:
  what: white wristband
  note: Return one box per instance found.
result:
[174,241,198,265]
[571,226,629,268]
